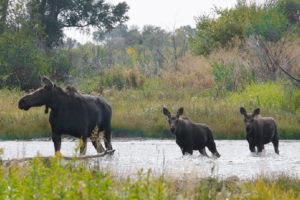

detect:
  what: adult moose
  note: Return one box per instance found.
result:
[240,107,279,154]
[18,76,113,155]
[163,107,220,158]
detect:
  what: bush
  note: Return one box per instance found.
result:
[191,0,295,55]
[0,31,49,90]
[101,66,145,90]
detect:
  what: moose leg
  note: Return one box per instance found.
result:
[92,139,105,153]
[199,148,208,157]
[90,127,105,153]
[207,142,221,158]
[272,140,279,154]
[52,132,62,156]
[257,144,264,153]
[104,125,113,150]
[80,137,87,155]
[249,143,256,153]
[184,148,193,155]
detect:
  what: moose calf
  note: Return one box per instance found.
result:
[163,107,220,157]
[240,107,279,154]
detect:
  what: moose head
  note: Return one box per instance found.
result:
[240,107,260,133]
[18,76,54,113]
[163,107,184,134]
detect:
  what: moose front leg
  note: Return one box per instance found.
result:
[257,143,264,154]
[52,132,62,156]
[249,143,256,153]
[183,148,193,155]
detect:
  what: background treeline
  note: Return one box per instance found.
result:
[0,0,300,139]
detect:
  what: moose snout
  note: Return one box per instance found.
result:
[18,99,29,110]
[246,126,251,132]
[170,127,176,133]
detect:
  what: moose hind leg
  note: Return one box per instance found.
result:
[199,148,208,157]
[207,142,220,158]
[90,127,105,153]
[272,140,279,154]
[92,140,105,153]
[104,125,113,150]
[80,137,87,155]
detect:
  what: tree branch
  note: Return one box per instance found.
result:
[2,149,115,167]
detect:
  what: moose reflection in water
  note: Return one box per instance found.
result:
[18,76,113,155]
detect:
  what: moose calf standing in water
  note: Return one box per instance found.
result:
[18,76,113,156]
[240,107,279,154]
[163,107,220,158]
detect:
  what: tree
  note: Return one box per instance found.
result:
[28,0,129,48]
[0,0,9,34]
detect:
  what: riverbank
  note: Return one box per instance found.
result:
[0,81,299,140]
[0,157,299,199]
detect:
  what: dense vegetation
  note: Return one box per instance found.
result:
[0,0,299,139]
[0,157,299,199]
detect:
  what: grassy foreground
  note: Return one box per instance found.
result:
[0,80,300,139]
[0,157,299,199]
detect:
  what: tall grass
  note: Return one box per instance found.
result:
[0,157,299,199]
[0,89,50,139]
[1,80,299,139]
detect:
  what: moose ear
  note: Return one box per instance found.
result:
[253,108,260,116]
[176,107,184,117]
[163,107,171,118]
[240,107,247,116]
[41,76,53,88]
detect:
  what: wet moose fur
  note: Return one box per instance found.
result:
[240,107,279,154]
[163,107,220,157]
[18,76,112,155]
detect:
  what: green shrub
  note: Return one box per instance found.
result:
[0,31,49,90]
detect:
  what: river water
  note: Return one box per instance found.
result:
[0,139,299,180]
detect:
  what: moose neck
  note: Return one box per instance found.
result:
[174,119,185,137]
[46,90,68,112]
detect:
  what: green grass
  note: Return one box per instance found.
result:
[0,157,299,199]
[0,80,300,139]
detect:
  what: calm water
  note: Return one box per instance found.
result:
[0,139,299,180]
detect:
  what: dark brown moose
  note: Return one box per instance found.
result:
[18,76,113,155]
[163,107,220,158]
[240,107,279,154]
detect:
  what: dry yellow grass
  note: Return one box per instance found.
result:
[162,53,214,89]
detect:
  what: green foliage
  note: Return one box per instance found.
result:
[28,0,129,48]
[277,0,300,24]
[247,4,289,42]
[48,50,72,82]
[0,160,299,199]
[191,0,299,55]
[211,61,256,97]
[0,31,49,90]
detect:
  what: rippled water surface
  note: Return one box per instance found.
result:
[0,139,299,179]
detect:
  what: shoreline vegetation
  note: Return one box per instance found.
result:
[0,156,299,199]
[0,81,299,140]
